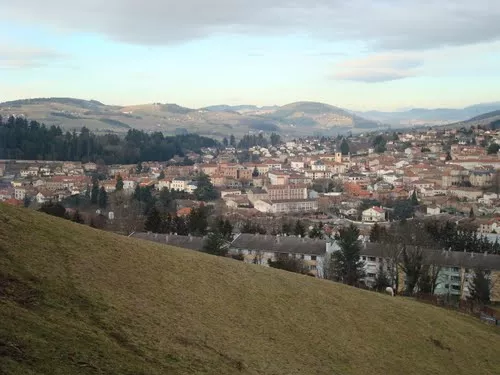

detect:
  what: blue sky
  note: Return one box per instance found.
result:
[1,0,499,110]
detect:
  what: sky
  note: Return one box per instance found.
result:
[1,0,500,111]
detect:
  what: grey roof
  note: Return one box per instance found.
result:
[131,232,204,251]
[360,242,500,270]
[231,233,326,256]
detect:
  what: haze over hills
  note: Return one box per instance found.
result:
[1,204,500,374]
[0,98,380,138]
[356,102,500,127]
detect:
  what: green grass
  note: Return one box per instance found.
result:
[0,204,499,375]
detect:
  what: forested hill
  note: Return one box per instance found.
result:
[0,116,218,164]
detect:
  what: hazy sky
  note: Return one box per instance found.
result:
[1,0,499,110]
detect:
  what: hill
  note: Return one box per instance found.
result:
[1,204,499,375]
[0,98,379,138]
[441,110,500,130]
[358,102,500,127]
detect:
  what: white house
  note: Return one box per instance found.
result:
[171,178,190,192]
[362,207,386,222]
[156,179,171,191]
[426,206,441,215]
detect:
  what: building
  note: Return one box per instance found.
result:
[362,207,386,222]
[230,234,327,276]
[254,199,318,214]
[171,177,190,191]
[265,184,308,201]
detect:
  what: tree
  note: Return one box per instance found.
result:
[308,223,323,239]
[222,137,229,147]
[252,167,259,177]
[136,161,143,173]
[230,134,236,147]
[373,135,387,153]
[469,207,475,219]
[418,264,442,295]
[39,202,67,219]
[72,209,85,224]
[98,187,108,209]
[340,138,350,155]
[158,170,165,180]
[373,264,391,292]
[268,254,309,275]
[393,200,415,220]
[215,217,233,240]
[294,220,306,237]
[369,223,387,242]
[90,178,99,205]
[487,143,500,155]
[145,207,162,233]
[203,232,229,256]
[23,196,31,208]
[400,246,424,295]
[468,268,492,304]
[410,190,419,206]
[445,151,452,161]
[188,206,209,236]
[173,215,189,235]
[115,174,124,191]
[331,224,365,286]
[270,133,281,147]
[194,173,218,201]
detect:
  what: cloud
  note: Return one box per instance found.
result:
[0,44,64,69]
[1,1,499,50]
[332,54,424,82]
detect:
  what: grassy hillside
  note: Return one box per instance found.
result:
[0,204,499,375]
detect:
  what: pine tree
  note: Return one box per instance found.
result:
[332,224,365,286]
[115,174,124,191]
[340,138,350,155]
[91,178,99,205]
[229,134,236,147]
[369,223,382,242]
[294,220,306,237]
[136,161,143,173]
[410,190,419,206]
[373,264,391,292]
[252,167,259,177]
[203,232,229,256]
[469,207,475,218]
[98,186,108,209]
[468,268,491,304]
[145,207,162,233]
[308,224,323,239]
[223,137,229,147]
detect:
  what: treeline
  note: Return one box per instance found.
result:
[369,219,500,255]
[0,116,218,163]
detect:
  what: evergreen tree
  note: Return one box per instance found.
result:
[281,221,293,235]
[252,167,259,177]
[84,184,91,200]
[194,173,218,201]
[145,207,162,233]
[469,207,475,218]
[98,186,108,209]
[230,134,236,147]
[158,170,165,180]
[468,268,491,304]
[369,223,382,242]
[222,137,229,147]
[72,209,85,224]
[373,264,391,292]
[203,232,229,256]
[270,133,281,147]
[308,223,323,239]
[400,247,424,295]
[340,138,350,155]
[39,202,67,219]
[445,151,452,161]
[136,161,143,173]
[115,174,124,191]
[410,190,419,206]
[294,220,306,237]
[268,254,309,274]
[90,178,99,205]
[331,224,365,286]
[173,215,189,235]
[188,206,209,236]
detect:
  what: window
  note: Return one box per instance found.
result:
[362,256,366,260]
[367,273,376,278]
[451,285,461,291]
[311,255,317,261]
[444,284,449,289]
[452,267,460,273]
[368,257,376,262]
[309,265,317,271]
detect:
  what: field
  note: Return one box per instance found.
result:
[0,204,499,374]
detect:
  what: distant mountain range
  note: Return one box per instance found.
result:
[355,102,500,126]
[1,97,499,137]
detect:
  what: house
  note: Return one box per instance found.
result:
[362,207,386,222]
[156,179,171,191]
[426,206,441,216]
[83,162,97,172]
[14,187,26,201]
[171,177,190,191]
[230,234,327,276]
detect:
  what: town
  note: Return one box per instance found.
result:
[1,117,500,310]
